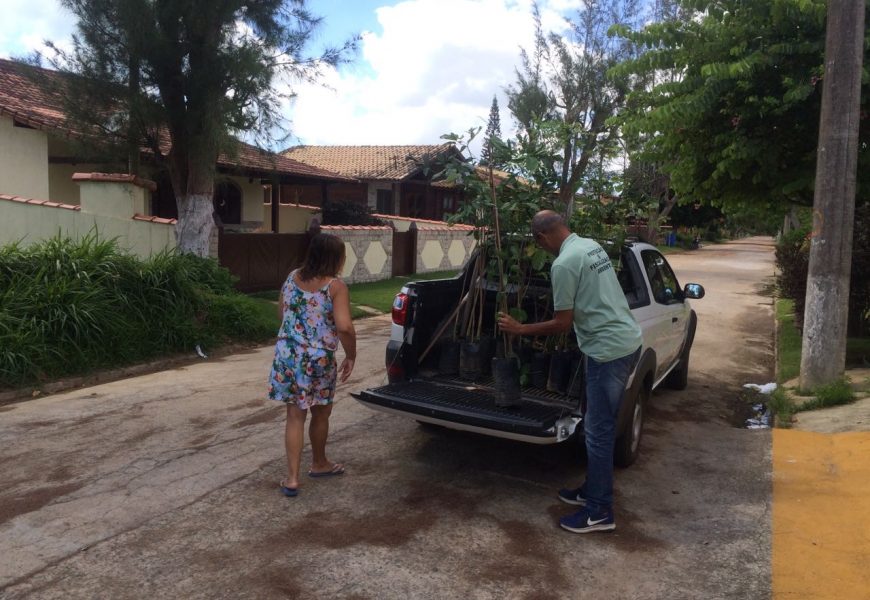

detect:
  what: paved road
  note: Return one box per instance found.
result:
[0,237,776,599]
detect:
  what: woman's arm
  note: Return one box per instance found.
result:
[330,279,356,382]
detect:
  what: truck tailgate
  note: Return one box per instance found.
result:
[357,380,570,439]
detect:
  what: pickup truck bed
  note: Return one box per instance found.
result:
[355,240,704,466]
[360,379,570,440]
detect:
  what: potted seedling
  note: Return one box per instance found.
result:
[438,127,559,405]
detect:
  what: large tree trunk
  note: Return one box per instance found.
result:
[169,145,216,257]
[645,191,678,243]
[799,0,864,389]
[175,192,215,256]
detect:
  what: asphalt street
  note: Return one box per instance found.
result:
[0,237,776,599]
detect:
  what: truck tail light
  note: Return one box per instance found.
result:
[392,292,409,326]
[387,361,405,381]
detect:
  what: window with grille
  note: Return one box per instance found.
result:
[376,189,393,214]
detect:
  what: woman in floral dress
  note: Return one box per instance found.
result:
[268,234,356,497]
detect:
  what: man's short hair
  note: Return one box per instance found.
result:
[531,211,565,235]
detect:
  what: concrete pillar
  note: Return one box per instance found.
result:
[73,173,156,218]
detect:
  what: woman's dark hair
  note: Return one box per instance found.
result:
[298,233,346,280]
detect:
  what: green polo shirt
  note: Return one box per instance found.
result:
[551,234,642,362]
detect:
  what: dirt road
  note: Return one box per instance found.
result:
[0,237,776,599]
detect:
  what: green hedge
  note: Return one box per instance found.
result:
[0,234,276,388]
[774,200,870,336]
[774,226,811,329]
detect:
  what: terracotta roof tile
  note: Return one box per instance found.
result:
[372,213,474,230]
[0,58,352,183]
[0,58,69,134]
[283,144,457,181]
[320,225,391,231]
[0,194,80,211]
[277,202,321,211]
[72,172,158,192]
[220,141,355,181]
[133,214,177,225]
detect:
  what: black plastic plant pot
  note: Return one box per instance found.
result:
[492,356,521,407]
[519,342,535,367]
[459,340,483,380]
[547,350,573,394]
[531,351,551,389]
[567,353,584,399]
[478,336,495,376]
[438,339,461,375]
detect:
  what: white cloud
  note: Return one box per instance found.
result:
[285,0,576,153]
[0,0,75,59]
[0,0,582,155]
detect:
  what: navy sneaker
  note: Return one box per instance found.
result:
[557,486,587,506]
[559,508,615,533]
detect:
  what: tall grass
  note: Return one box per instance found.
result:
[776,299,801,383]
[0,234,275,388]
[799,379,855,411]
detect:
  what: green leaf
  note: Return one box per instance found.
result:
[509,307,528,323]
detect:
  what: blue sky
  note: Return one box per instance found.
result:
[0,0,586,150]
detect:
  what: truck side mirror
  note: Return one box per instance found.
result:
[684,283,705,299]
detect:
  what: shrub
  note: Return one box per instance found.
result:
[675,231,696,249]
[848,201,870,336]
[321,200,387,226]
[703,226,721,243]
[0,234,275,388]
[799,379,855,411]
[774,226,810,328]
[767,387,796,428]
[775,202,870,336]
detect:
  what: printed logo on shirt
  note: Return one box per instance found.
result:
[587,246,613,274]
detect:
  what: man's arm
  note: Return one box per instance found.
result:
[497,309,573,336]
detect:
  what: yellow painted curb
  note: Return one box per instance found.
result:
[773,429,870,599]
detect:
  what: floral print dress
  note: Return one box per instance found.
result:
[268,270,339,408]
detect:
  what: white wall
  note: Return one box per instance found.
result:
[0,199,174,258]
[0,115,49,199]
[48,163,114,205]
[225,175,267,225]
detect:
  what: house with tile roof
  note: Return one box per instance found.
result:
[282,144,464,222]
[0,58,352,237]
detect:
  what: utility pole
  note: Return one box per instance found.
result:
[799,0,865,390]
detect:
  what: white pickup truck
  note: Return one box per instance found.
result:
[354,241,705,467]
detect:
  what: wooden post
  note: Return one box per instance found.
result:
[799,0,865,389]
[270,180,279,233]
[409,221,418,275]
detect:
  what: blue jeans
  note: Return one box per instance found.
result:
[581,346,641,514]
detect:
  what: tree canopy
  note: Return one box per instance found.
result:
[613,0,870,220]
[505,0,644,216]
[49,0,356,256]
[480,95,503,168]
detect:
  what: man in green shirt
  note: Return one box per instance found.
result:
[497,210,642,533]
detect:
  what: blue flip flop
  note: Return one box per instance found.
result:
[308,464,345,478]
[279,481,298,497]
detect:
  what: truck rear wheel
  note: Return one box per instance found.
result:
[614,384,647,468]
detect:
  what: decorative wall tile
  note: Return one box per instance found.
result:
[421,239,445,270]
[447,239,466,267]
[363,241,387,275]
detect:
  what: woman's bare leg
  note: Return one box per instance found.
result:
[284,404,307,488]
[309,403,337,473]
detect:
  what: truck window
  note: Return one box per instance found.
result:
[616,251,650,309]
[641,250,682,305]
